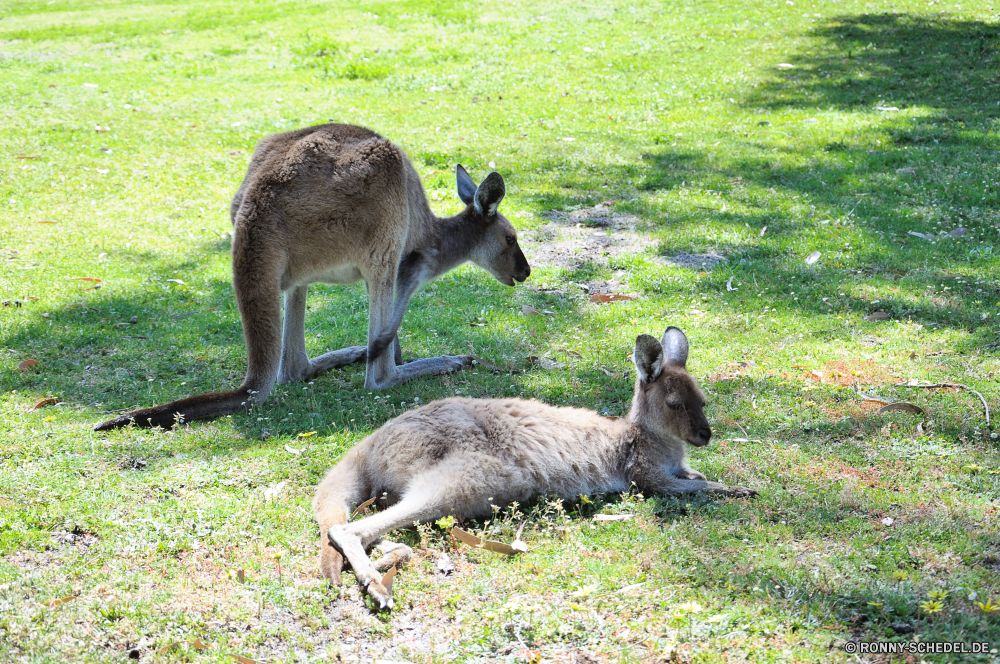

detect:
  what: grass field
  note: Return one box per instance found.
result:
[2,0,1000,661]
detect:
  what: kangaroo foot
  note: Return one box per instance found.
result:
[365,579,393,610]
[372,542,413,572]
[319,538,344,584]
[722,485,758,498]
[311,346,367,374]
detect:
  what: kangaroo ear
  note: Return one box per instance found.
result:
[474,171,505,218]
[661,326,689,368]
[633,334,665,384]
[456,164,477,206]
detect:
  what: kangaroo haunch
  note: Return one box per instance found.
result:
[313,326,757,609]
[95,123,530,431]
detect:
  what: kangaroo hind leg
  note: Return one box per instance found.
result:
[278,285,366,384]
[313,452,369,585]
[328,480,454,609]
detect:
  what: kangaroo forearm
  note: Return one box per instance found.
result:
[648,477,726,495]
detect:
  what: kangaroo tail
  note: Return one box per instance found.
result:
[93,387,262,431]
[96,201,284,432]
[313,449,369,583]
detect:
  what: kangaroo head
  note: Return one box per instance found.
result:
[456,164,531,286]
[631,327,712,447]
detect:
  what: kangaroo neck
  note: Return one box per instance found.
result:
[410,211,477,279]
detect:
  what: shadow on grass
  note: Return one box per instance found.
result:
[4,13,998,444]
[627,13,999,341]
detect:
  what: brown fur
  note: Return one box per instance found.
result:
[95,124,529,431]
[313,327,756,608]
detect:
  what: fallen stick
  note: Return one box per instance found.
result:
[896,380,991,428]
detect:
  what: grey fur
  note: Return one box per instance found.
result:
[662,326,689,367]
[313,327,756,608]
[94,124,530,431]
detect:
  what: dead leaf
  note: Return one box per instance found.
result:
[946,227,967,237]
[284,444,302,455]
[470,356,500,371]
[877,402,924,415]
[805,251,821,265]
[865,312,891,321]
[907,231,933,240]
[811,371,824,382]
[351,496,376,519]
[17,359,39,371]
[30,397,59,411]
[522,305,545,316]
[451,527,520,555]
[593,514,634,522]
[236,569,245,583]
[229,655,262,664]
[166,279,185,285]
[381,565,397,592]
[35,220,56,224]
[69,277,101,283]
[192,640,211,650]
[590,293,635,303]
[157,642,180,654]
[881,517,895,527]
[760,225,767,237]
[44,596,75,607]
[860,393,892,406]
[598,366,614,377]
[726,276,737,292]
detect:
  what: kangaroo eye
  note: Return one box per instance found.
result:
[505,235,516,246]
[667,403,683,411]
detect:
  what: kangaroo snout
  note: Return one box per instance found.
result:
[514,264,530,283]
[690,427,712,447]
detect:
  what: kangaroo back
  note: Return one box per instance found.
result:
[94,124,530,432]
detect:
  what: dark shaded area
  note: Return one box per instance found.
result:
[628,13,1000,342]
[4,12,998,445]
[751,13,999,114]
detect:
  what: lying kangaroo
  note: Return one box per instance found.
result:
[313,326,756,608]
[95,123,529,431]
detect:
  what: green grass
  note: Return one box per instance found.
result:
[2,0,1000,661]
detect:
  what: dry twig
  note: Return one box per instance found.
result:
[896,380,991,428]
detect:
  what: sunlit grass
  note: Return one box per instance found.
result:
[1,0,1000,661]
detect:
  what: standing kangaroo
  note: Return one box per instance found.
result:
[313,327,757,609]
[95,123,530,431]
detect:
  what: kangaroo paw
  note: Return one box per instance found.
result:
[723,485,758,498]
[443,355,475,372]
[373,543,413,572]
[365,580,393,610]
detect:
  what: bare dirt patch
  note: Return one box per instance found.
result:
[520,204,648,271]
